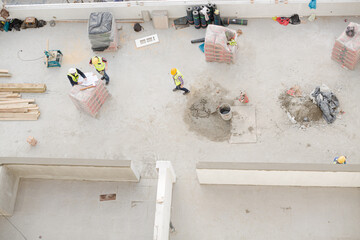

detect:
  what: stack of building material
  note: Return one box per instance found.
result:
[204,25,237,64]
[331,22,360,70]
[0,69,11,77]
[0,92,40,120]
[0,83,46,93]
[88,12,118,52]
[69,80,109,117]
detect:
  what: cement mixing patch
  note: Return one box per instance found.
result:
[184,83,233,142]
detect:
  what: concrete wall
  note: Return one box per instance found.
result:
[0,157,140,216]
[0,157,140,182]
[0,166,19,216]
[153,161,176,240]
[197,162,360,187]
[2,1,360,21]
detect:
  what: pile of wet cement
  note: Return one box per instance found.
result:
[279,93,323,123]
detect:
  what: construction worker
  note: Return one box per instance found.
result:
[89,56,109,85]
[333,156,347,164]
[67,68,87,86]
[171,68,190,95]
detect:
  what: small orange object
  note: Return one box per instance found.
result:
[27,136,37,146]
[239,91,249,103]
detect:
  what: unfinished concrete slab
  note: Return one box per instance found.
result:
[0,178,157,240]
[229,106,257,144]
[171,180,360,240]
[0,15,360,239]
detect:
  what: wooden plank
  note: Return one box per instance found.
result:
[0,112,39,120]
[28,109,40,113]
[0,92,13,95]
[0,73,11,77]
[0,94,21,98]
[0,97,22,101]
[0,103,36,110]
[0,70,9,74]
[0,99,35,104]
[0,112,39,118]
[28,107,39,110]
[0,83,46,93]
[0,108,29,113]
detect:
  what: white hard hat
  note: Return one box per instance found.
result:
[68,68,76,74]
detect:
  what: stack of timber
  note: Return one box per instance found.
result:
[0,69,11,78]
[0,83,46,93]
[0,92,40,120]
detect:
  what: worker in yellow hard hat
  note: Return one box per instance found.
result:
[171,68,190,95]
[89,56,109,85]
[333,156,347,164]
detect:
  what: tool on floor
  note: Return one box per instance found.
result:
[21,17,38,29]
[191,37,205,43]
[44,39,63,68]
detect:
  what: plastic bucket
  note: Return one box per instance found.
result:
[219,103,232,120]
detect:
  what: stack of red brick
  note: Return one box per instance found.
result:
[205,25,237,64]
[331,22,360,70]
[69,80,110,117]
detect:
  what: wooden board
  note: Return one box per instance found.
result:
[0,99,35,104]
[0,93,21,98]
[0,83,46,93]
[0,112,40,118]
[0,103,37,109]
[0,112,40,120]
[0,73,11,77]
[0,70,9,74]
[0,108,29,113]
[0,92,13,95]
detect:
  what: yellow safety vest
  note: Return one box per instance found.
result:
[228,39,237,46]
[67,72,79,82]
[173,70,183,86]
[93,57,105,72]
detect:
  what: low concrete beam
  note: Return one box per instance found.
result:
[197,162,360,187]
[0,166,19,216]
[0,157,140,182]
[153,161,176,240]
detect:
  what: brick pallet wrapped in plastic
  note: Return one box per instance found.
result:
[88,12,118,52]
[331,22,360,70]
[69,81,110,117]
[205,24,237,64]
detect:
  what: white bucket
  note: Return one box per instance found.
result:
[219,103,232,121]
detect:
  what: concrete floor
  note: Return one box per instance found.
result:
[0,17,360,239]
[0,178,157,240]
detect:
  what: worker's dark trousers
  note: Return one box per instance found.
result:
[175,85,189,93]
[98,70,110,83]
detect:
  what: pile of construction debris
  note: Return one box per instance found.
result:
[279,85,339,125]
[0,83,46,121]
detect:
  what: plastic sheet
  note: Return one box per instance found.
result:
[88,12,115,51]
[310,85,339,124]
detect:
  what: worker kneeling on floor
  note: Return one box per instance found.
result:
[171,68,190,95]
[67,68,87,86]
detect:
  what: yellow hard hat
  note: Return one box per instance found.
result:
[337,156,346,164]
[92,56,99,65]
[171,68,177,75]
